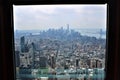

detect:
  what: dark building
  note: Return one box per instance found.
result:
[29,42,36,68]
[76,58,79,67]
[39,56,47,68]
[20,36,25,52]
[15,51,20,67]
[51,55,56,69]
[31,42,36,51]
[24,44,29,52]
[20,36,29,53]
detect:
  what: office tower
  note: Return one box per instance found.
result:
[76,58,79,67]
[49,54,56,69]
[51,56,55,69]
[96,59,103,68]
[29,42,36,68]
[19,52,31,68]
[31,42,36,51]
[90,58,96,68]
[39,56,47,68]
[15,51,20,67]
[20,36,29,52]
[20,36,25,52]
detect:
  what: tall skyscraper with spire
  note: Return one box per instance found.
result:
[67,24,69,32]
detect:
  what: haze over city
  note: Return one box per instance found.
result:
[13,4,107,31]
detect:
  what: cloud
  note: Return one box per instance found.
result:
[13,4,106,30]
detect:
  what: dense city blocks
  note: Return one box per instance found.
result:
[15,27,106,80]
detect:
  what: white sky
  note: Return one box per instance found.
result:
[13,4,107,31]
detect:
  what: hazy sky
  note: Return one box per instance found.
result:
[13,4,107,30]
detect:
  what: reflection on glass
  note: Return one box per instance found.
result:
[14,5,106,80]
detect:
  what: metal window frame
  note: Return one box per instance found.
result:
[1,0,120,80]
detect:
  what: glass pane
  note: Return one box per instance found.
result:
[14,4,107,80]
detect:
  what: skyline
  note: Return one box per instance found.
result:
[13,4,107,31]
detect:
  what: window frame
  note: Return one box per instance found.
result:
[0,0,120,80]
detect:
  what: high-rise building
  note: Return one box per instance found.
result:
[76,58,79,67]
[67,24,69,31]
[39,56,47,68]
[19,52,31,68]
[20,36,29,52]
[89,58,103,69]
[15,51,20,67]
[20,36,25,52]
[96,59,103,68]
[29,42,36,68]
[49,54,56,69]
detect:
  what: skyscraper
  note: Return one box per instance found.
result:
[39,56,47,68]
[15,51,20,67]
[20,36,25,52]
[67,24,69,32]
